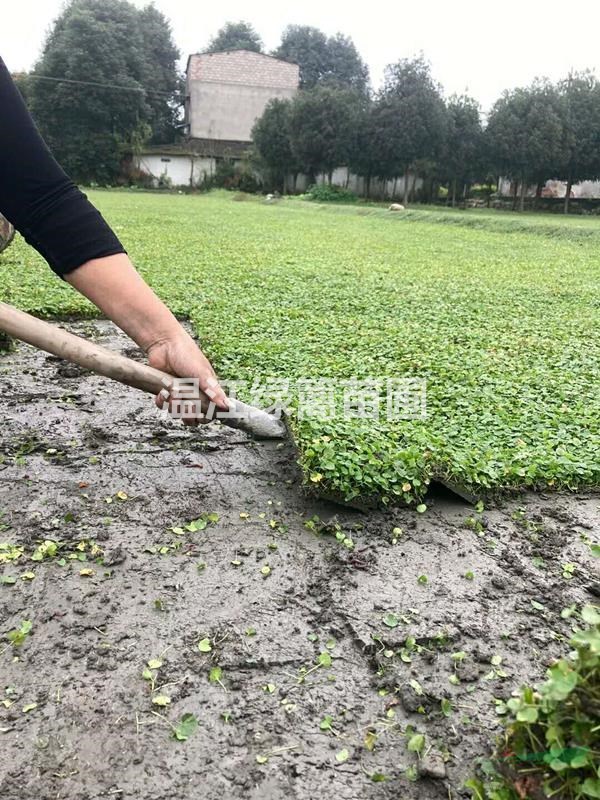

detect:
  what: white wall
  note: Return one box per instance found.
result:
[288,168,423,199]
[137,154,217,187]
[137,153,424,198]
[498,176,600,199]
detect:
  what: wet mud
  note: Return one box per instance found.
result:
[0,321,598,800]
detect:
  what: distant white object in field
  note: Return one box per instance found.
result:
[265,193,275,202]
[388,203,405,211]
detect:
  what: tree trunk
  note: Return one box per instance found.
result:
[451,178,457,207]
[519,178,526,212]
[345,168,350,189]
[564,175,573,214]
[293,172,298,193]
[411,173,417,203]
[365,174,371,199]
[392,176,398,199]
[328,170,333,186]
[403,168,410,205]
[534,180,543,211]
[512,180,519,211]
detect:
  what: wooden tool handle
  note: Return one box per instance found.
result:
[0,301,173,394]
[0,302,287,439]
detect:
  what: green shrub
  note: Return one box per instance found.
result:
[212,159,238,189]
[236,166,261,194]
[304,184,358,203]
[157,173,173,190]
[210,160,261,193]
[471,183,498,199]
[467,606,600,800]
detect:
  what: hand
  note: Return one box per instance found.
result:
[65,254,228,424]
[147,330,229,426]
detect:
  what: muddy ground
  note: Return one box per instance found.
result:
[0,321,598,800]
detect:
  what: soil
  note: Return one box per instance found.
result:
[0,321,598,800]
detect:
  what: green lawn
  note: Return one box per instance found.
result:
[2,190,599,504]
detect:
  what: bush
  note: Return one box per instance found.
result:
[304,184,358,203]
[212,160,237,189]
[471,183,498,199]
[209,160,261,193]
[236,166,261,194]
[157,173,172,190]
[467,605,600,800]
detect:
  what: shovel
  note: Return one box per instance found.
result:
[0,301,286,440]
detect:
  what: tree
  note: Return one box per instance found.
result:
[378,56,447,204]
[486,81,566,211]
[443,95,483,206]
[274,26,327,89]
[321,33,369,93]
[207,21,263,53]
[362,94,405,193]
[288,86,362,184]
[251,98,298,192]
[29,0,180,183]
[138,4,182,144]
[274,25,369,92]
[558,72,600,213]
[348,98,380,197]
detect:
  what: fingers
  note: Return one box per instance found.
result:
[154,383,223,427]
[197,362,229,412]
[148,334,230,423]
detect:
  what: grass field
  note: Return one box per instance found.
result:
[2,190,599,505]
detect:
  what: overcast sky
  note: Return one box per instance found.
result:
[3,0,600,110]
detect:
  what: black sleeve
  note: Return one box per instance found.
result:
[0,57,126,277]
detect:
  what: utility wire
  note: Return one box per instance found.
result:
[24,73,184,99]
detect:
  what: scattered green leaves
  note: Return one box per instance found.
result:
[7,619,32,647]
[172,713,198,741]
[467,607,599,799]
[151,694,171,707]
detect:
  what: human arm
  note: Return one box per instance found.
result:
[66,254,228,412]
[0,57,226,415]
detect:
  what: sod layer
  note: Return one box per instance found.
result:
[2,191,599,505]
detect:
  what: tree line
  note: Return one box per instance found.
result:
[15,4,600,211]
[253,60,600,213]
[210,22,600,212]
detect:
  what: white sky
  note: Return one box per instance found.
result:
[2,0,600,110]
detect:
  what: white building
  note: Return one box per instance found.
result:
[137,50,299,187]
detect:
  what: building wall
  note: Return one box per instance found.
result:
[187,50,299,141]
[138,154,217,187]
[498,176,600,199]
[289,168,423,200]
[138,152,424,198]
[188,82,297,141]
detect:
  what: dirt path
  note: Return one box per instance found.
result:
[0,322,598,800]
